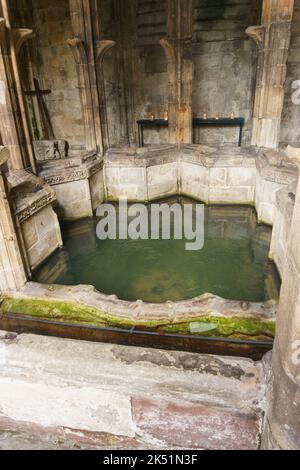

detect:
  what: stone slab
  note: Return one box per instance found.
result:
[0,332,267,450]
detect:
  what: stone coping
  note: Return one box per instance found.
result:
[105,145,298,184]
[38,154,104,186]
[4,281,276,324]
[256,149,297,185]
[105,144,258,168]
[7,170,57,223]
[3,144,295,331]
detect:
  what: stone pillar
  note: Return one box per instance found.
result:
[112,0,136,147]
[160,0,194,145]
[246,0,294,149]
[0,0,36,172]
[0,146,27,292]
[0,17,27,169]
[262,144,300,449]
[68,0,115,154]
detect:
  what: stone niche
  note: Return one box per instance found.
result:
[38,153,105,221]
[8,170,63,272]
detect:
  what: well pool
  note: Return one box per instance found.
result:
[34,198,280,303]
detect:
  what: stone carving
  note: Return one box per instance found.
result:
[285,144,300,168]
[10,28,34,57]
[245,25,265,47]
[39,157,103,186]
[16,191,57,224]
[33,140,68,161]
[43,167,99,186]
[96,40,116,65]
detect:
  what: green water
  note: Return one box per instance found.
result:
[34,199,280,303]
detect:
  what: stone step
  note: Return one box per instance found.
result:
[0,331,268,450]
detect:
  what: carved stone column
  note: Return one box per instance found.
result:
[112,0,136,147]
[68,0,115,154]
[160,0,194,145]
[246,0,294,149]
[0,0,36,173]
[67,36,97,152]
[0,14,35,171]
[262,144,300,449]
[96,40,116,150]
[0,146,27,292]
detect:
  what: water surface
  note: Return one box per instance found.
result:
[34,199,280,303]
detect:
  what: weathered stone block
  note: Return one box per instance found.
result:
[33,140,67,161]
[132,397,261,450]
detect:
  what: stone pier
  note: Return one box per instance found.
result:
[247,0,295,149]
[262,145,300,449]
[0,147,26,291]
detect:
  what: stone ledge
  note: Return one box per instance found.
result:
[0,282,276,341]
[38,154,104,186]
[256,148,297,185]
[0,332,266,449]
[105,144,258,168]
[7,170,57,223]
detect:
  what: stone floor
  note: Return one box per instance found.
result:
[0,331,270,450]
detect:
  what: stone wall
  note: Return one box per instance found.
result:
[132,0,169,146]
[181,146,257,204]
[192,0,260,146]
[20,205,62,271]
[8,169,63,273]
[20,0,85,148]
[128,0,261,146]
[38,155,105,221]
[13,0,300,150]
[16,0,262,149]
[104,145,298,278]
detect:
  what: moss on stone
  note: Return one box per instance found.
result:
[0,297,168,329]
[162,316,275,339]
[0,296,275,340]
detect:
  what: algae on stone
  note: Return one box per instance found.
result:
[0,296,275,341]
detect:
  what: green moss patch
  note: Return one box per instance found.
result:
[0,296,275,341]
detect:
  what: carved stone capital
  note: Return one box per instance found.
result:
[0,17,6,45]
[245,25,265,47]
[10,28,34,56]
[159,38,175,64]
[0,146,9,167]
[96,40,116,65]
[67,37,88,64]
[286,145,300,169]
